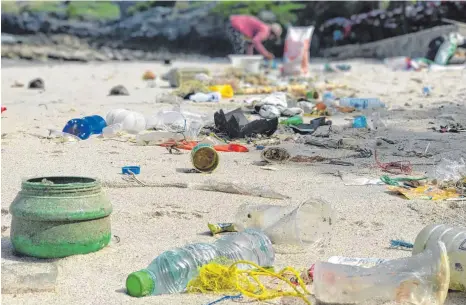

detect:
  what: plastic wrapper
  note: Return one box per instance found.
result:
[434,158,466,184]
[313,241,450,305]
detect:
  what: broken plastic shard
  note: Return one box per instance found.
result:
[2,261,58,294]
[193,180,290,200]
[48,129,80,142]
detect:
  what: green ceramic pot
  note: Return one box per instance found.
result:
[10,176,112,258]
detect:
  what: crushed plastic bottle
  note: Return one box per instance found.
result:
[338,98,385,110]
[313,241,450,305]
[126,229,274,297]
[102,123,123,138]
[235,199,334,254]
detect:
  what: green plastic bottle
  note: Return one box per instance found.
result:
[280,116,303,126]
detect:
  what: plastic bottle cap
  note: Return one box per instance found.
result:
[126,270,155,297]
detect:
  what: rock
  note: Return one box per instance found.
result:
[109,85,129,96]
[258,10,276,22]
[28,78,45,90]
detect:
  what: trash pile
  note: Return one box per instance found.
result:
[383,32,466,71]
[4,35,466,305]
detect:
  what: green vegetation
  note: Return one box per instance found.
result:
[66,2,120,20]
[2,1,64,14]
[210,1,306,25]
[2,1,120,21]
[126,1,178,15]
[1,2,21,14]
[127,1,157,15]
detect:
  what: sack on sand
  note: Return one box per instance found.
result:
[282,26,314,76]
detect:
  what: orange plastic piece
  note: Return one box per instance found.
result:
[158,140,248,152]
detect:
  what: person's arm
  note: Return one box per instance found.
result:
[252,30,274,59]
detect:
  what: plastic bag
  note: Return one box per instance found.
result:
[434,158,466,183]
[282,26,314,76]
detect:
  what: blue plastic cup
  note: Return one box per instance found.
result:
[352,116,367,128]
[62,115,107,140]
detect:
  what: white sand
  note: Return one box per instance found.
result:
[1,60,466,305]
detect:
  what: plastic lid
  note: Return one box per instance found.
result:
[126,270,155,297]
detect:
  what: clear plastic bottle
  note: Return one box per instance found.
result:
[338,97,385,110]
[383,56,410,70]
[126,229,274,297]
[313,241,450,305]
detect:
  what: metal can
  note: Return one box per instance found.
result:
[413,224,466,291]
[191,143,219,173]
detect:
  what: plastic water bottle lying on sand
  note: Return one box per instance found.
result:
[313,241,450,305]
[338,98,385,110]
[62,115,107,140]
[125,229,274,297]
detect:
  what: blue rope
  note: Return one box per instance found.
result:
[205,294,242,305]
[390,239,414,249]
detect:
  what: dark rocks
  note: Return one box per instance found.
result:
[109,85,129,96]
[28,78,44,90]
[1,3,228,57]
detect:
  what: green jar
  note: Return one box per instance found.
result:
[10,176,112,258]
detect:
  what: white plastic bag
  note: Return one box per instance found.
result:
[282,26,314,76]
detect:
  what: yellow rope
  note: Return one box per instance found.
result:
[187,260,312,305]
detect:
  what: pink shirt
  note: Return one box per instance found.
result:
[230,15,271,57]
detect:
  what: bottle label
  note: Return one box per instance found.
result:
[327,256,388,268]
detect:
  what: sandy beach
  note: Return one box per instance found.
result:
[1,59,465,305]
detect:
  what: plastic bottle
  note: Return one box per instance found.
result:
[102,123,123,138]
[412,224,466,291]
[313,241,450,305]
[62,115,107,140]
[126,229,274,297]
[434,34,458,66]
[189,92,221,103]
[383,56,410,70]
[280,116,303,126]
[352,115,367,128]
[338,98,385,110]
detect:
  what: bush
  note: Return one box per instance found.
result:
[210,1,306,25]
[66,2,120,21]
